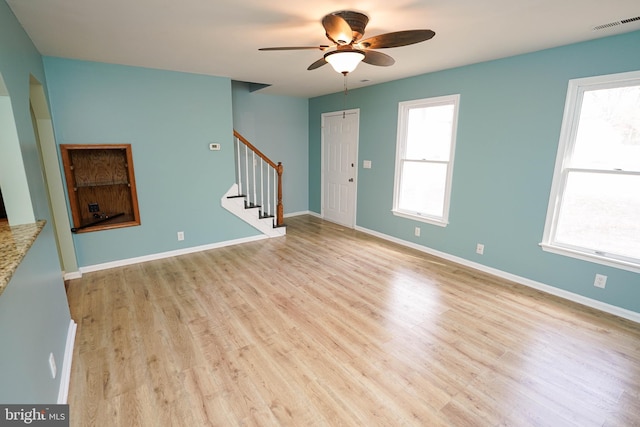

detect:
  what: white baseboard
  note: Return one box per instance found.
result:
[79,234,268,275]
[284,210,314,218]
[355,225,640,324]
[63,271,82,281]
[57,319,77,404]
[70,211,316,278]
[65,215,639,323]
[305,211,322,219]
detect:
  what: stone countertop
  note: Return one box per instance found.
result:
[0,220,46,296]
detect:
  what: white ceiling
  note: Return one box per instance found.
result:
[7,0,640,98]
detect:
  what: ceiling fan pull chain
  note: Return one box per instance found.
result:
[343,74,348,118]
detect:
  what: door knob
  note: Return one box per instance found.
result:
[348,178,354,182]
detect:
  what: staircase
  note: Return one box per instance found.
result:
[221,131,285,237]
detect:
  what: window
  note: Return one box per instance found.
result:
[541,71,640,272]
[393,95,460,226]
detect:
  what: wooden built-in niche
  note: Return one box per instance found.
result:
[61,144,140,233]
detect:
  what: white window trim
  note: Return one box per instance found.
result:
[540,70,640,273]
[392,94,460,227]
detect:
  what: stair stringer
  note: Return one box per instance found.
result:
[221,184,286,238]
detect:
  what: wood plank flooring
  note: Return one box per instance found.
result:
[66,215,640,426]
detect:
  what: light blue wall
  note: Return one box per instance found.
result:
[0,1,71,403]
[309,30,640,313]
[232,82,309,214]
[44,58,260,267]
[0,223,71,402]
[0,3,49,222]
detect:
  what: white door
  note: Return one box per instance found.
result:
[322,110,359,227]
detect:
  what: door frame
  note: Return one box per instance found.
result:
[30,76,79,274]
[321,109,360,228]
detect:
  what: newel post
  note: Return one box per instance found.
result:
[276,162,284,226]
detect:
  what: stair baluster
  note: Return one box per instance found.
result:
[244,145,250,204]
[232,130,284,227]
[236,138,243,197]
[266,164,271,218]
[252,157,256,207]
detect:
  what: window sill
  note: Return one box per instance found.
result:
[392,210,448,228]
[539,242,640,274]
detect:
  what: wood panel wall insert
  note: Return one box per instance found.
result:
[61,144,141,233]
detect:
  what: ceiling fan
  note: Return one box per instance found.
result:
[259,10,436,75]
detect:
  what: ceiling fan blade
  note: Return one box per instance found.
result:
[259,45,331,51]
[307,58,327,70]
[362,50,395,66]
[322,13,353,45]
[359,30,435,49]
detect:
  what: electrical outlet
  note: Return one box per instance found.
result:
[209,143,221,151]
[88,202,100,213]
[594,274,607,288]
[476,243,484,255]
[49,352,57,379]
[414,227,420,237]
[177,231,184,241]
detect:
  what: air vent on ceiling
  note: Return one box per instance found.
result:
[593,16,640,31]
[620,16,640,24]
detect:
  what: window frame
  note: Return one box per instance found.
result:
[392,94,460,227]
[540,70,640,273]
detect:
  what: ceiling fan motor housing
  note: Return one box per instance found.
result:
[333,11,369,42]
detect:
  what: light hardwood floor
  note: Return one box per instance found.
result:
[66,215,640,426]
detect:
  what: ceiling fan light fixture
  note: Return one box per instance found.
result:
[260,10,435,74]
[324,50,365,75]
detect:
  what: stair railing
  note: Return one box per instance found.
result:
[233,130,284,227]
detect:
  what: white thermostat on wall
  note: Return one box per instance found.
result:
[209,143,221,151]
